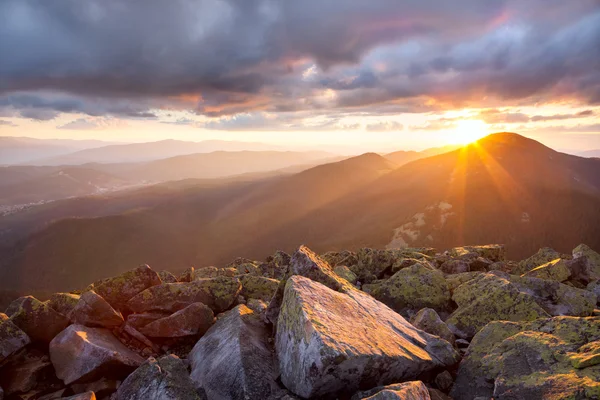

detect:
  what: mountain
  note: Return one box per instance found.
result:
[89,151,337,182]
[384,144,461,166]
[32,139,288,165]
[578,149,600,158]
[1,133,599,293]
[0,136,115,165]
[0,167,130,207]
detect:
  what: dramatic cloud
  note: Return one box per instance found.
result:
[365,121,404,132]
[57,117,127,130]
[0,0,599,124]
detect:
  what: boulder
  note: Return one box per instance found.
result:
[178,267,195,282]
[0,350,53,395]
[439,259,470,275]
[158,270,178,283]
[265,245,350,326]
[190,305,282,400]
[116,355,200,400]
[446,273,550,339]
[511,274,596,317]
[587,280,600,304]
[259,250,291,280]
[449,245,505,262]
[0,319,30,363]
[6,296,70,343]
[434,370,453,393]
[354,248,405,282]
[354,382,431,400]
[515,247,564,275]
[62,393,96,400]
[239,275,279,301]
[364,263,452,317]
[571,244,600,284]
[49,324,145,385]
[522,258,570,282]
[334,265,358,283]
[126,312,170,330]
[127,276,242,314]
[321,250,358,269]
[48,293,80,319]
[139,302,214,338]
[71,291,124,328]
[246,299,268,314]
[93,265,162,311]
[70,378,119,399]
[451,316,600,400]
[276,276,458,399]
[193,266,236,279]
[412,308,455,347]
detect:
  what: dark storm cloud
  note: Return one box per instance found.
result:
[0,0,599,119]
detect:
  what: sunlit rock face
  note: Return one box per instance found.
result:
[275,276,458,399]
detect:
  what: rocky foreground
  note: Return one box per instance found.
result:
[1,244,600,400]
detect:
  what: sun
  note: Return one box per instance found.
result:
[449,120,488,144]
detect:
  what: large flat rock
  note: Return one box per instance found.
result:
[49,324,145,385]
[190,305,283,400]
[276,276,459,399]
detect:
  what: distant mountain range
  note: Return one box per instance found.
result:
[1,132,598,294]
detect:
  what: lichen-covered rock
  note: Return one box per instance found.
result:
[571,244,600,284]
[0,350,53,395]
[522,258,571,282]
[511,274,596,317]
[127,276,242,314]
[116,355,200,400]
[446,273,550,339]
[190,305,282,400]
[334,265,358,283]
[258,251,291,280]
[587,280,600,304]
[354,248,406,283]
[93,265,162,311]
[0,319,30,364]
[72,291,124,328]
[49,324,145,385]
[48,293,80,319]
[158,270,178,283]
[358,381,431,399]
[515,247,564,275]
[178,267,195,282]
[276,276,458,399]
[265,245,350,326]
[451,316,600,400]
[6,296,70,343]
[449,245,505,263]
[364,263,451,316]
[439,259,470,275]
[412,308,455,347]
[193,266,236,279]
[321,250,358,269]
[239,275,279,301]
[246,299,268,314]
[139,302,214,338]
[445,272,481,293]
[126,312,170,330]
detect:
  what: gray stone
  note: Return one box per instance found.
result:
[93,265,162,311]
[49,324,145,385]
[116,355,200,400]
[139,302,214,338]
[190,305,282,400]
[72,291,124,328]
[0,319,30,364]
[276,276,458,399]
[6,296,70,343]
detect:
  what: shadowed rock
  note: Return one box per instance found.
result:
[93,265,162,311]
[0,319,30,363]
[49,324,145,385]
[355,381,431,400]
[127,277,241,314]
[190,305,283,400]
[139,302,214,338]
[126,312,170,330]
[116,355,200,400]
[412,308,455,347]
[239,275,279,301]
[0,350,53,395]
[6,296,70,343]
[48,293,80,319]
[276,276,458,399]
[72,291,124,328]
[62,393,96,400]
[158,270,178,283]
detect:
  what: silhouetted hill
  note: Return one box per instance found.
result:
[384,144,461,166]
[0,136,114,165]
[1,134,599,293]
[33,139,287,165]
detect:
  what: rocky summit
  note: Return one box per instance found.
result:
[1,243,599,400]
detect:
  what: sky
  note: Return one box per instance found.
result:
[0,0,599,153]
